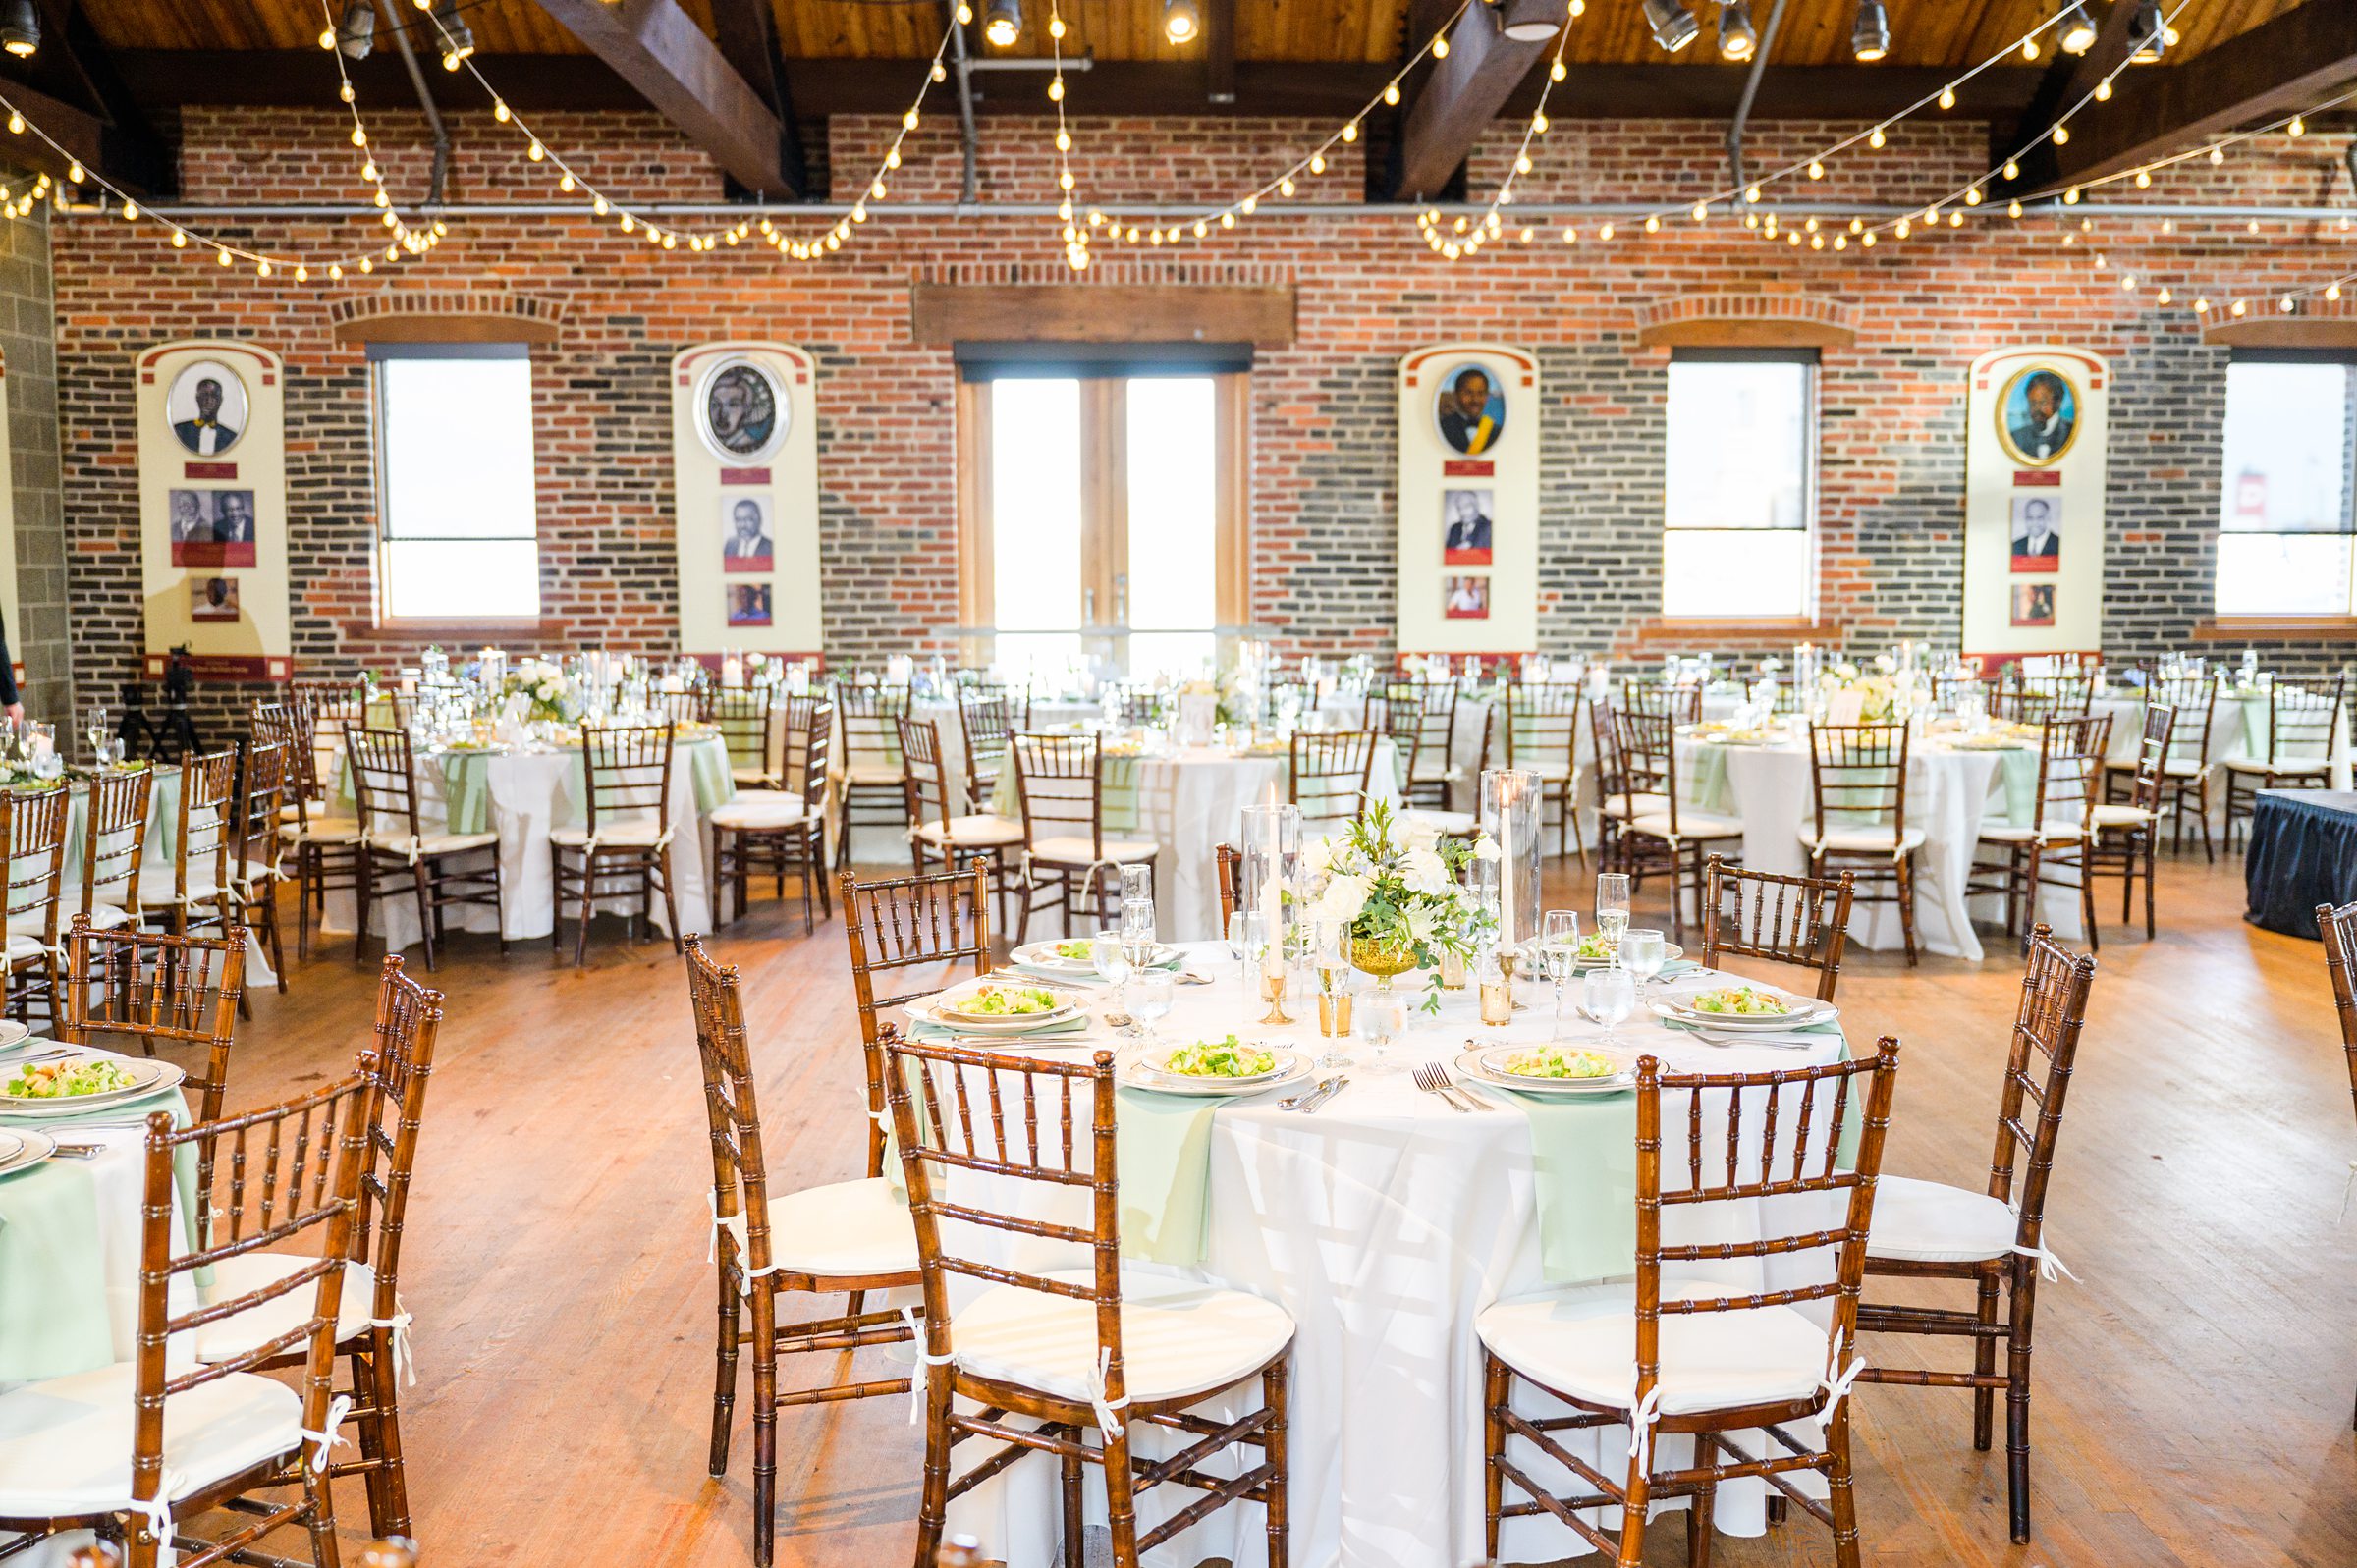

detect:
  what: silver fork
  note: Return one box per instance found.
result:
[1412,1062,1474,1113]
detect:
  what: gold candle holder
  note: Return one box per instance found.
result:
[1260,968,1294,1026]
[1479,971,1514,1026]
[1438,946,1466,991]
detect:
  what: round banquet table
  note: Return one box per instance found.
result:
[986,743,1402,944]
[1679,730,2082,960]
[931,944,1852,1567]
[831,697,1104,865]
[323,735,734,951]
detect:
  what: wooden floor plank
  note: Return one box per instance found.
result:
[194,849,2355,1566]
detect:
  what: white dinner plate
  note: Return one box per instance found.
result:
[1568,942,1684,972]
[0,1055,187,1115]
[0,1127,56,1178]
[901,999,1089,1037]
[921,984,1088,1029]
[0,1020,33,1054]
[1466,1046,1636,1096]
[1141,1041,1293,1086]
[1009,940,1182,973]
[1121,1050,1312,1098]
[1656,989,1836,1031]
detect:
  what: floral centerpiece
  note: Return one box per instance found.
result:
[500,657,581,727]
[1299,799,1496,1011]
[1818,655,1906,722]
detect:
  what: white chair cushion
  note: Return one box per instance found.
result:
[0,1360,302,1520]
[729,765,778,786]
[3,931,47,962]
[1400,809,1477,836]
[719,1176,919,1279]
[550,821,671,849]
[913,814,1025,849]
[2221,754,2330,776]
[195,1254,377,1364]
[1977,819,2085,845]
[845,765,904,786]
[1800,824,1927,856]
[709,793,811,831]
[1477,1280,1830,1418]
[1600,791,1670,821]
[75,903,134,933]
[953,1270,1292,1411]
[1408,762,1462,784]
[1524,760,1577,783]
[279,816,360,845]
[1029,836,1159,866]
[234,857,280,887]
[367,831,498,859]
[137,884,224,907]
[1626,809,1744,841]
[2161,758,2206,778]
[2089,802,2157,829]
[1864,1173,2020,1265]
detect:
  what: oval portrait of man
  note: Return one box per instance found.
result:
[696,355,789,464]
[1996,364,2081,467]
[166,359,250,459]
[1434,361,1507,456]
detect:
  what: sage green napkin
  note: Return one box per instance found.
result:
[1486,1087,1640,1284]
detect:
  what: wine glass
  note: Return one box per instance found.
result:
[1226,909,1249,962]
[1312,921,1353,1069]
[1128,971,1176,1050]
[1359,990,1407,1075]
[1595,873,1631,965]
[1090,929,1134,1033]
[1541,909,1581,1041]
[1622,928,1667,1008]
[1579,966,1636,1048]
[83,703,107,767]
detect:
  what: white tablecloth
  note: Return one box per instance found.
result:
[945,946,1849,1566]
[323,742,724,951]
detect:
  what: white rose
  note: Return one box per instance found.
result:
[1403,846,1451,896]
[1835,662,1859,680]
[1301,837,1335,877]
[1318,873,1371,926]
[1472,834,1502,862]
[1873,653,1896,675]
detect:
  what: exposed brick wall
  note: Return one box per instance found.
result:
[0,161,66,726]
[40,107,2357,735]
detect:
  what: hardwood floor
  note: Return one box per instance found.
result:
[213,850,2357,1568]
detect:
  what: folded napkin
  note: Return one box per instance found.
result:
[906,1012,1094,1041]
[1484,1086,1640,1284]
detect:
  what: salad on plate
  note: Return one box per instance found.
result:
[1683,986,1795,1017]
[6,1058,139,1100]
[1159,1035,1279,1079]
[948,985,1062,1017]
[1497,1045,1623,1081]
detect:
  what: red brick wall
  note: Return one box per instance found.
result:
[47,105,2357,726]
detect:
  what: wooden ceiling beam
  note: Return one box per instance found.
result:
[1998,0,2155,193]
[0,0,174,195]
[2051,1,2357,187]
[706,0,807,198]
[527,0,795,197]
[1393,0,1557,202]
[1203,0,1234,106]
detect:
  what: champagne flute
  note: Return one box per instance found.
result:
[1090,929,1134,1034]
[83,703,107,767]
[1595,873,1631,966]
[1579,966,1636,1048]
[1313,921,1354,1069]
[1622,928,1667,1008]
[1541,909,1581,1042]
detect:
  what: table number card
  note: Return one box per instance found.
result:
[1397,344,1539,659]
[135,339,291,681]
[1961,345,2109,661]
[671,341,821,658]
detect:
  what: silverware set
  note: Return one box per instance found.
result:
[1412,1062,1486,1113]
[1278,1076,1346,1113]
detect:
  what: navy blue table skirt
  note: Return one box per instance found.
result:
[2245,789,2357,939]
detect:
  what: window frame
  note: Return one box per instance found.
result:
[368,341,545,632]
[955,365,1249,676]
[2209,347,2357,623]
[1658,345,1822,625]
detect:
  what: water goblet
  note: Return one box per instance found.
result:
[1128,971,1176,1049]
[1359,990,1407,1075]
[1541,909,1581,1041]
[1090,929,1134,1033]
[1578,966,1636,1048]
[1621,928,1667,1007]
[1595,873,1631,963]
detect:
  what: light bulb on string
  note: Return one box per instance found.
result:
[1869,127,1886,149]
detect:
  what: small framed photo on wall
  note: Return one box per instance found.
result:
[2009,494,2061,572]
[1444,574,1490,620]
[727,582,774,627]
[1442,488,1493,565]
[720,494,774,573]
[189,575,240,622]
[2010,581,2056,628]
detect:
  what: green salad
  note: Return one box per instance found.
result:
[1162,1035,1278,1078]
[1499,1045,1621,1080]
[1686,986,1794,1017]
[954,985,1060,1017]
[1574,933,1616,960]
[6,1058,138,1099]
[1052,940,1095,961]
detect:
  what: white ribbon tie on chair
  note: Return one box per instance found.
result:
[703,1188,778,1292]
[900,1305,957,1425]
[2009,1238,2078,1283]
[124,1470,182,1554]
[1084,1346,1131,1437]
[1624,1380,1666,1475]
[301,1393,355,1474]
[1820,1340,1867,1422]
[370,1304,419,1387]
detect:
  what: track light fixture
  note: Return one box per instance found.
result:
[1642,0,1700,54]
[2128,0,2166,63]
[1850,0,1890,62]
[0,0,38,59]
[983,0,1023,48]
[2056,2,2097,55]
[1490,0,1565,43]
[436,4,474,71]
[1718,0,1757,61]
[1163,0,1199,44]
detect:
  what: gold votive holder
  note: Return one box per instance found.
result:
[1438,946,1466,991]
[1259,968,1294,1026]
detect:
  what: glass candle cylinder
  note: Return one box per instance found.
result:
[1240,796,1300,987]
[1478,768,1541,960]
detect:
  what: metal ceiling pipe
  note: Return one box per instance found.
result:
[1726,0,1789,193]
[370,0,451,205]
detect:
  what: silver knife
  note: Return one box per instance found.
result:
[1278,1075,1336,1110]
[1298,1076,1348,1114]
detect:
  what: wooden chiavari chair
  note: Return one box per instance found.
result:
[551,723,682,967]
[1214,842,1242,937]
[1383,679,1460,809]
[348,726,505,973]
[1610,710,1744,942]
[887,1035,1294,1568]
[839,861,992,1179]
[2224,673,2348,851]
[193,956,444,1541]
[1931,671,1991,718]
[685,936,920,1568]
[957,689,1027,808]
[1699,855,1855,1003]
[0,1074,372,1568]
[1803,721,1921,965]
[1289,729,1378,836]
[1507,679,1589,869]
[835,684,912,869]
[229,737,290,998]
[1618,677,1703,725]
[653,685,709,729]
[1967,714,2108,947]
[2316,898,2357,1430]
[1102,680,1171,729]
[64,917,244,1185]
[1008,731,1160,942]
[0,782,69,1025]
[2108,674,2220,859]
[1856,928,2097,1543]
[78,763,152,934]
[710,686,780,792]
[710,694,833,933]
[137,748,238,941]
[2087,703,2172,941]
[1998,668,2094,727]
[1480,1042,1902,1568]
[900,717,1022,899]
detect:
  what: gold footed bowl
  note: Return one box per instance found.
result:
[1349,933,1420,993]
